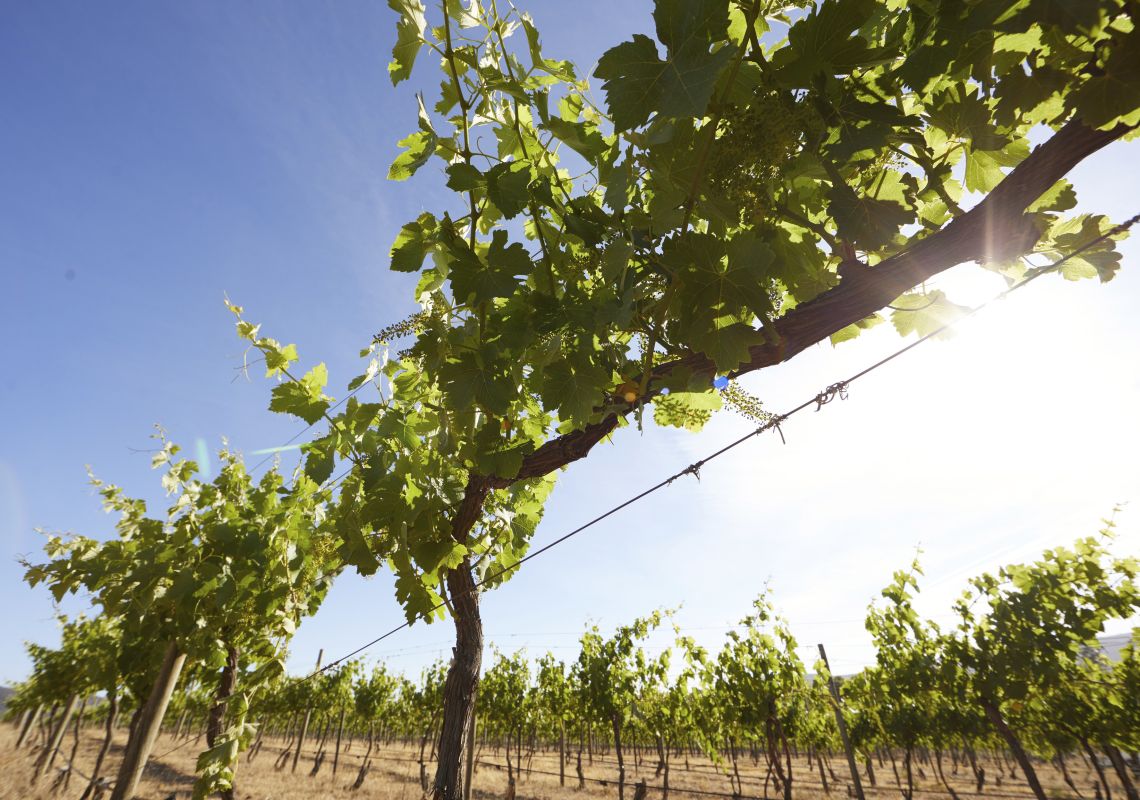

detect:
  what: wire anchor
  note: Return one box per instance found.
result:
[814,381,849,411]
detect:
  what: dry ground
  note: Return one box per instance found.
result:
[0,724,1118,800]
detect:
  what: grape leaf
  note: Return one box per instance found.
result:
[889,292,972,339]
[539,357,610,425]
[653,390,722,432]
[450,230,533,304]
[388,0,428,85]
[1069,27,1140,129]
[269,363,331,424]
[388,95,437,181]
[772,0,882,87]
[827,183,914,251]
[486,161,533,218]
[594,0,734,130]
[390,213,438,272]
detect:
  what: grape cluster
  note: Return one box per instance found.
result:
[720,380,771,425]
[707,93,813,222]
[373,311,429,345]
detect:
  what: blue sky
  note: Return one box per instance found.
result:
[2,1,1137,683]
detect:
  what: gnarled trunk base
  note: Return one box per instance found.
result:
[431,560,483,800]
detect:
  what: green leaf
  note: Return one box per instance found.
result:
[388,95,438,181]
[684,316,764,372]
[772,0,882,87]
[545,117,611,163]
[390,213,439,272]
[473,424,533,478]
[594,0,734,130]
[1050,215,1124,282]
[1018,0,1104,35]
[539,357,609,425]
[387,131,430,182]
[378,411,422,451]
[248,657,286,687]
[889,291,972,339]
[995,64,1068,126]
[486,161,533,218]
[1027,179,1077,214]
[830,313,883,345]
[446,163,485,192]
[262,342,299,377]
[412,534,468,575]
[1069,27,1140,129]
[652,390,722,432]
[302,435,337,484]
[450,230,532,304]
[389,132,437,181]
[194,737,240,773]
[393,564,444,623]
[827,183,913,251]
[269,363,330,424]
[925,86,1004,149]
[664,231,775,323]
[964,149,1006,194]
[387,0,428,85]
[439,346,516,415]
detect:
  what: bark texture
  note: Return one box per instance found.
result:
[206,644,240,800]
[431,559,484,800]
[206,645,240,748]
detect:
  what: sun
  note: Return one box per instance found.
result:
[924,262,1048,351]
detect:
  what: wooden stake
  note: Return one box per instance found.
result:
[333,707,346,774]
[110,641,187,800]
[291,648,322,773]
[817,644,866,800]
[33,693,80,782]
[15,704,41,749]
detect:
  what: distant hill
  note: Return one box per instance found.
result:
[0,686,14,715]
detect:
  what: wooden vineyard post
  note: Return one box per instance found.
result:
[12,708,29,742]
[15,704,42,748]
[291,648,322,774]
[83,692,118,800]
[110,641,188,800]
[32,693,80,782]
[818,644,866,800]
[559,721,566,787]
[333,707,346,775]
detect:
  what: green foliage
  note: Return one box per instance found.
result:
[595,0,735,131]
[481,648,532,740]
[888,291,972,339]
[15,6,1140,796]
[710,593,807,742]
[23,431,342,797]
[227,0,1138,653]
[178,525,1138,784]
[948,524,1139,707]
[388,0,428,85]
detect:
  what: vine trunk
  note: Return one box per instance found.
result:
[431,560,483,800]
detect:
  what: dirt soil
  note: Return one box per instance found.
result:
[0,724,1112,800]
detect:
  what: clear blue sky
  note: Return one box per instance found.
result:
[2,1,1137,684]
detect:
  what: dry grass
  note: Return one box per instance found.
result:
[1,724,1115,800]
